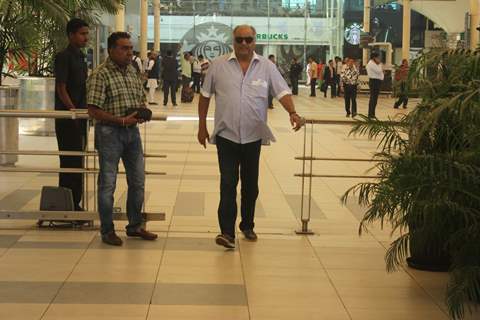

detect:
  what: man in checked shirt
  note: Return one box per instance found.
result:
[87,32,157,246]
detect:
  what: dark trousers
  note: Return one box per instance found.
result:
[324,81,337,98]
[344,84,357,115]
[291,76,299,95]
[310,78,317,96]
[192,72,201,93]
[216,135,261,238]
[394,82,408,108]
[163,79,177,104]
[368,79,382,118]
[334,74,341,97]
[55,118,86,210]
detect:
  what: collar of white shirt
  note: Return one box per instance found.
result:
[227,51,260,62]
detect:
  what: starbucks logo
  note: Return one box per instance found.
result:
[345,23,362,46]
[180,23,233,60]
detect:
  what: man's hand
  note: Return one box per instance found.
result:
[197,126,210,148]
[290,113,305,131]
[122,112,138,126]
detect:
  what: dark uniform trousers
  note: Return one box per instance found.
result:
[55,118,87,210]
[216,135,261,238]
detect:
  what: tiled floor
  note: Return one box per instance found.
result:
[1,87,478,319]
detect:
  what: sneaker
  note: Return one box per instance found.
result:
[215,234,235,249]
[241,229,258,241]
[102,231,123,246]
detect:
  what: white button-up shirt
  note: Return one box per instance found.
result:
[201,51,291,145]
[366,60,384,80]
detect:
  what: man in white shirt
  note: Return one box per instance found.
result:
[366,52,384,118]
[197,25,304,249]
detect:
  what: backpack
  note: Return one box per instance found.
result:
[181,85,194,103]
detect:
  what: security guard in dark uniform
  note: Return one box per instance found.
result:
[54,18,89,212]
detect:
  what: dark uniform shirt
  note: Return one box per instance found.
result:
[54,45,88,110]
[161,56,178,82]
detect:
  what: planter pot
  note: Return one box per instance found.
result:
[0,86,19,166]
[407,223,451,272]
[18,77,55,136]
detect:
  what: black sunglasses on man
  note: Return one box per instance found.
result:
[235,36,254,44]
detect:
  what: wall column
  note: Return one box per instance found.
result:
[153,0,161,52]
[402,0,411,61]
[140,0,148,61]
[471,0,480,49]
[362,0,370,66]
[115,4,125,31]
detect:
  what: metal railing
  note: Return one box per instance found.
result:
[0,109,167,224]
[295,118,382,235]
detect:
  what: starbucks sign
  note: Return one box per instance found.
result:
[256,33,289,41]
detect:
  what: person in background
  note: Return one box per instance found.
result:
[366,52,384,118]
[341,57,359,117]
[268,54,276,108]
[161,50,178,107]
[54,18,89,213]
[199,54,210,87]
[87,32,158,246]
[334,56,343,97]
[393,59,409,109]
[181,51,193,87]
[192,54,202,93]
[307,56,318,97]
[322,59,336,98]
[146,51,159,105]
[132,50,143,74]
[197,25,304,249]
[316,59,324,90]
[289,57,302,95]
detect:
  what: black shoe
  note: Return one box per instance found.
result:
[241,229,258,241]
[126,228,158,241]
[352,113,357,118]
[163,102,167,106]
[148,102,158,105]
[173,103,178,107]
[215,234,235,249]
[403,105,407,109]
[102,231,123,246]
[346,113,350,117]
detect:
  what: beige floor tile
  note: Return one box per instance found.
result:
[0,249,83,265]
[0,303,49,320]
[347,307,449,320]
[0,263,73,281]
[157,264,244,284]
[327,269,418,288]
[68,264,159,283]
[42,304,149,320]
[250,305,350,320]
[147,305,249,320]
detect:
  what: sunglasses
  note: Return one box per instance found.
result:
[235,36,254,44]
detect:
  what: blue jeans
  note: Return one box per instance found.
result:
[95,124,145,235]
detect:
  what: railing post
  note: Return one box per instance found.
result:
[296,121,314,235]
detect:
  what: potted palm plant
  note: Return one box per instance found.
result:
[342,48,480,319]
